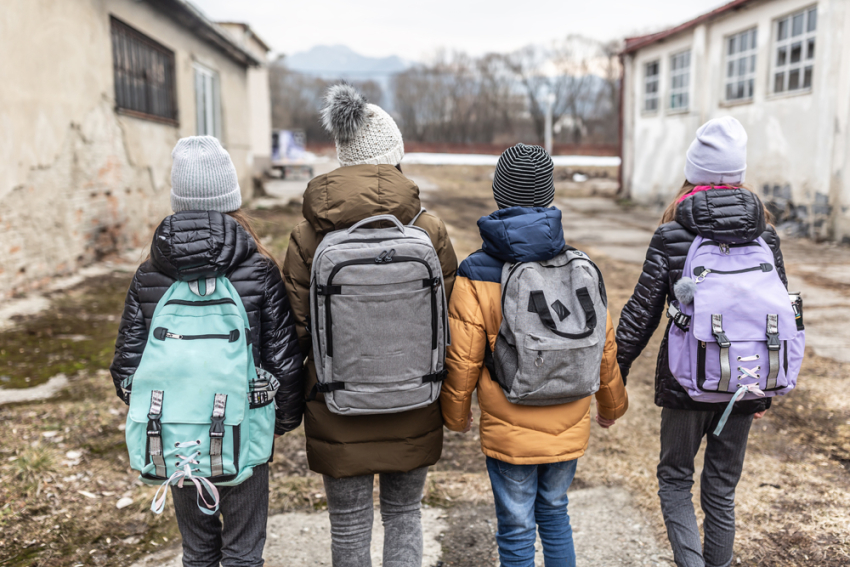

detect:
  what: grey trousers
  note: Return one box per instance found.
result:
[322,466,429,567]
[171,464,268,567]
[657,408,754,567]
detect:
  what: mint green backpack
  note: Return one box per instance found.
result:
[123,276,278,515]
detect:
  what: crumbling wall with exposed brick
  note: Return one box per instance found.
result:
[0,101,174,299]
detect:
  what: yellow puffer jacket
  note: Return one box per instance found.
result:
[440,207,628,464]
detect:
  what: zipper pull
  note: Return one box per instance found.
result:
[695,269,710,283]
[385,249,396,262]
[535,351,544,367]
[719,243,730,255]
[166,332,183,340]
[375,250,388,263]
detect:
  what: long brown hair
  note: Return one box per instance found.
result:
[143,209,279,268]
[227,209,279,268]
[659,181,772,226]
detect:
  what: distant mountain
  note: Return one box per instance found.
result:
[280,45,409,79]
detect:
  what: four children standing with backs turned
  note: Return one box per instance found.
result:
[111,81,801,567]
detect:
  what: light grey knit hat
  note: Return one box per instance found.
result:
[321,84,404,167]
[170,136,242,213]
[684,117,748,185]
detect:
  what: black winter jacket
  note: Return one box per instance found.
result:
[616,188,787,414]
[109,211,304,434]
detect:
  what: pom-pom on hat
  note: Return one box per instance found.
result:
[321,84,404,167]
[684,117,748,185]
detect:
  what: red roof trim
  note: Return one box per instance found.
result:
[622,0,757,54]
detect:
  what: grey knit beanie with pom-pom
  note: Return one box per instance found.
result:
[321,84,404,167]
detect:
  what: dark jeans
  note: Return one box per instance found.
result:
[322,466,428,567]
[171,464,268,567]
[657,408,754,567]
[486,456,578,567]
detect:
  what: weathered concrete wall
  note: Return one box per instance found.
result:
[0,0,253,298]
[622,0,850,242]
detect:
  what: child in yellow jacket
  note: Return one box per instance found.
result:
[441,144,628,567]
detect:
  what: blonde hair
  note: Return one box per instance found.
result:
[659,181,772,226]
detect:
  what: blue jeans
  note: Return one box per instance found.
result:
[486,456,578,567]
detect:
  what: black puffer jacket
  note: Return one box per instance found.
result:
[616,188,787,414]
[110,211,304,434]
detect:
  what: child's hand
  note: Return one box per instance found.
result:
[274,434,282,439]
[753,411,767,420]
[596,415,616,429]
[461,411,474,433]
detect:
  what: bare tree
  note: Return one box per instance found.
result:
[505,35,612,144]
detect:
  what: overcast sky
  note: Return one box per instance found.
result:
[193,0,729,60]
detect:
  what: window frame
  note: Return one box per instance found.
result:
[643,59,660,114]
[194,63,222,140]
[669,49,691,112]
[724,27,758,104]
[770,5,817,96]
[110,16,178,125]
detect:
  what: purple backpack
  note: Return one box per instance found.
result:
[667,235,804,434]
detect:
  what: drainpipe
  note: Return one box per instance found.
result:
[617,52,626,197]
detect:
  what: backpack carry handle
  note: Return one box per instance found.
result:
[347,214,406,234]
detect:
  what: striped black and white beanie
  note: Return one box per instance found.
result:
[492,143,555,209]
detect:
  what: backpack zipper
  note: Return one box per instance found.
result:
[165,299,236,307]
[698,241,760,251]
[153,327,241,342]
[693,263,773,282]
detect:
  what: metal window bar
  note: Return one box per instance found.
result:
[110,17,177,124]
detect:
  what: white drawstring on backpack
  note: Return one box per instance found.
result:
[150,440,220,515]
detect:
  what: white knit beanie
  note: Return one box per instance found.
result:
[320,84,404,167]
[684,117,748,185]
[170,136,242,213]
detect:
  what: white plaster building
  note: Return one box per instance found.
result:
[0,0,267,298]
[218,22,274,176]
[620,0,850,242]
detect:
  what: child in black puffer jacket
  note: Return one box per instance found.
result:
[110,136,303,567]
[616,118,787,567]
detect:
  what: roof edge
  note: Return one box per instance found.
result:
[622,0,756,54]
[145,0,262,66]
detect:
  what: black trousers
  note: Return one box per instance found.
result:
[657,409,753,567]
[171,464,268,567]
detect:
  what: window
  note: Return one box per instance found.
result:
[773,6,817,94]
[644,60,660,112]
[194,64,221,138]
[725,28,757,101]
[669,50,691,110]
[111,17,177,124]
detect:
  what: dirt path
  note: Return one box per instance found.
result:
[2,165,848,566]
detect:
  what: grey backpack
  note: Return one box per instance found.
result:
[309,211,448,415]
[484,248,607,406]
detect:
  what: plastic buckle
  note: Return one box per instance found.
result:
[766,333,781,351]
[713,331,731,349]
[146,416,162,437]
[209,415,225,438]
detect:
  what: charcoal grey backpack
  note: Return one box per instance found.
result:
[484,248,607,405]
[309,211,448,415]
